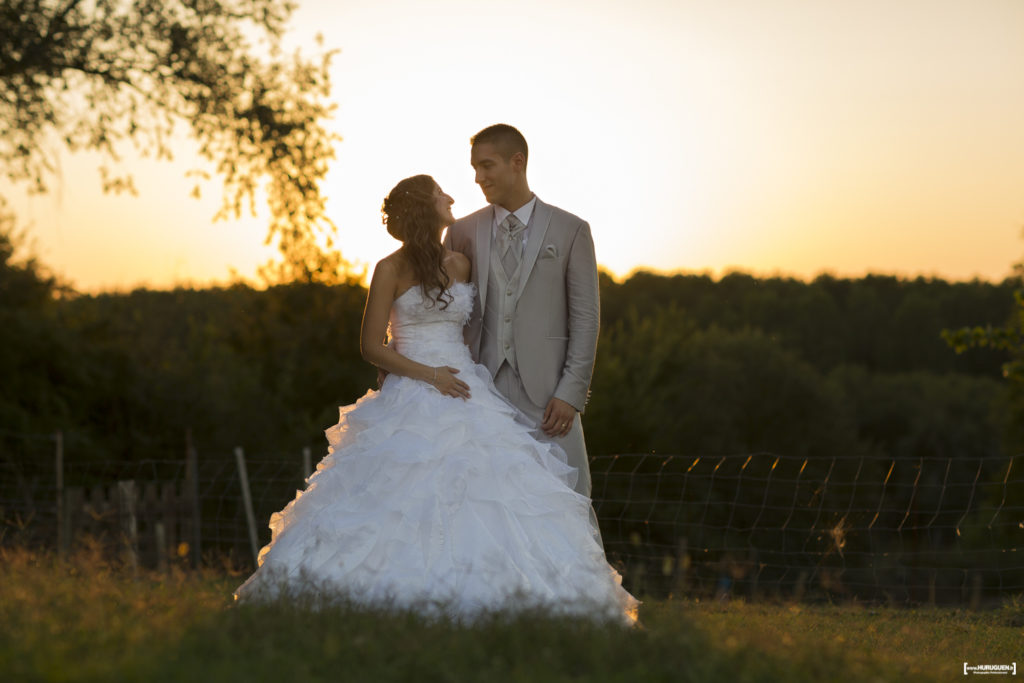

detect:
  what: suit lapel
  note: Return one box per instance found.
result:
[475,208,493,314]
[516,197,552,300]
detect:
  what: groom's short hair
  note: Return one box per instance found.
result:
[471,124,528,164]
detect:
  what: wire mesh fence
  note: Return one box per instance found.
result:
[1,429,1020,605]
[590,452,1022,605]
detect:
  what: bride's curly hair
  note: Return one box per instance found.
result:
[381,174,451,309]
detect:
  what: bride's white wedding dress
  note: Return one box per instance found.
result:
[234,281,637,623]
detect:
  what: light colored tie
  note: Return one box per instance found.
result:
[498,214,526,276]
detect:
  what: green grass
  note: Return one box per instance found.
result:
[1,546,1019,682]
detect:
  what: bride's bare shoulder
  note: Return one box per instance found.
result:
[376,250,413,277]
[372,251,418,293]
[444,249,471,282]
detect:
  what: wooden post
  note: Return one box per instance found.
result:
[64,487,84,554]
[672,537,689,597]
[628,559,646,599]
[86,485,107,539]
[970,572,983,611]
[142,483,158,570]
[185,430,202,569]
[55,431,65,555]
[793,570,809,603]
[748,547,760,600]
[118,480,139,577]
[161,482,177,563]
[155,522,168,574]
[302,447,312,481]
[234,447,260,568]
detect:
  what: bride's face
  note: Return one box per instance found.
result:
[433,185,455,228]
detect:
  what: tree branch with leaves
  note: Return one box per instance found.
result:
[943,285,1024,384]
[1,0,343,282]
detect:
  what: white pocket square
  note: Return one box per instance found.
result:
[542,244,558,258]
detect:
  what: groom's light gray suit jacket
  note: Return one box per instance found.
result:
[445,197,600,412]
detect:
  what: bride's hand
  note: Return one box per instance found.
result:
[431,366,471,399]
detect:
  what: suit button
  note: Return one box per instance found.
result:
[506,288,513,296]
[504,343,510,350]
[504,316,511,322]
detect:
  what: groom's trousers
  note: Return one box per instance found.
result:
[493,362,592,498]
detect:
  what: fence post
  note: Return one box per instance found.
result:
[160,482,177,563]
[64,487,83,554]
[748,547,759,600]
[118,480,139,577]
[793,569,808,603]
[155,522,168,574]
[970,572,983,611]
[234,447,260,568]
[185,430,202,569]
[55,430,65,555]
[302,446,312,481]
[672,537,689,596]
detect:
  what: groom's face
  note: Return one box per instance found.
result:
[471,142,524,209]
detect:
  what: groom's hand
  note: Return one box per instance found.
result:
[541,398,576,438]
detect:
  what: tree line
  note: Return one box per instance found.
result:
[590,270,1016,460]
[2,240,1018,466]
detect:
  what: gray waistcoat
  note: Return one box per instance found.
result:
[481,229,525,373]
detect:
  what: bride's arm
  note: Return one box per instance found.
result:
[360,259,470,399]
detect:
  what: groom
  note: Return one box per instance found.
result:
[445,124,600,497]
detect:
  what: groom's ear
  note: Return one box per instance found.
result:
[510,151,527,172]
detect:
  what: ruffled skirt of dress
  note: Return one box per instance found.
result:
[233,365,638,625]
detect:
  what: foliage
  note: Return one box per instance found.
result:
[944,291,1024,381]
[1,251,1014,461]
[54,281,373,459]
[0,0,341,281]
[943,267,1024,447]
[0,198,84,435]
[0,197,58,307]
[605,270,1015,377]
[829,366,1008,464]
[586,307,858,457]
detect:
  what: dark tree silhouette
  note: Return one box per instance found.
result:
[0,0,341,281]
[944,283,1024,382]
[944,261,1024,446]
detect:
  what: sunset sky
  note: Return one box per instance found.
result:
[6,0,1024,291]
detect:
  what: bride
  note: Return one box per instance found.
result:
[234,174,637,624]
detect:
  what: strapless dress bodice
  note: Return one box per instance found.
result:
[387,281,475,367]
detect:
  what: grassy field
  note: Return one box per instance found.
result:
[1,546,1019,682]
